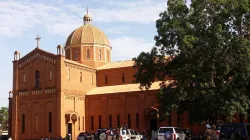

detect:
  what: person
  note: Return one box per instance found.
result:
[40,137,44,140]
[8,137,12,140]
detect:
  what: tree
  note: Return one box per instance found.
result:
[133,0,250,123]
[0,107,8,131]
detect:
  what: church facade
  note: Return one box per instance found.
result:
[9,12,217,140]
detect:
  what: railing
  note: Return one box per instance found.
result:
[31,89,43,95]
[18,90,29,96]
[45,88,56,94]
[18,88,56,96]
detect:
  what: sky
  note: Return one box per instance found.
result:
[0,0,191,107]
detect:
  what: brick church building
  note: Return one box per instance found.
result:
[8,11,228,140]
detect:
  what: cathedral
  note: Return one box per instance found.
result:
[9,12,201,140]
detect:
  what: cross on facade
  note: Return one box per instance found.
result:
[35,35,41,48]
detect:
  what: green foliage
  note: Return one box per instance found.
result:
[133,0,250,123]
[0,107,8,130]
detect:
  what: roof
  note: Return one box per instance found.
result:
[65,24,110,47]
[64,59,96,70]
[97,60,134,70]
[86,81,173,95]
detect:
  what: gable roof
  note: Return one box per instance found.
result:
[18,47,56,61]
[97,60,134,70]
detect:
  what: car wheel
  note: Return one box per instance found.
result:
[99,133,106,140]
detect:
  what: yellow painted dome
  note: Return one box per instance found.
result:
[65,24,110,47]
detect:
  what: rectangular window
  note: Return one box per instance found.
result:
[68,69,70,80]
[128,114,131,128]
[168,113,172,126]
[109,115,112,128]
[136,113,139,127]
[22,114,25,133]
[35,70,40,88]
[99,115,102,129]
[49,112,52,132]
[82,116,85,130]
[78,116,80,131]
[91,116,94,130]
[80,72,82,83]
[117,114,120,128]
[23,73,26,83]
[122,73,125,83]
[105,74,108,84]
[49,70,52,80]
[35,114,38,132]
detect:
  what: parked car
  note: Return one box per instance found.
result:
[158,127,186,140]
[119,129,142,140]
[219,123,250,140]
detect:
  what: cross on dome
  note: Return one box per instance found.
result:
[83,7,92,25]
[35,35,41,48]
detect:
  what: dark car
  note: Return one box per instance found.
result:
[77,132,90,140]
[94,129,108,140]
[219,123,250,140]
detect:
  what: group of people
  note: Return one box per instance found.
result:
[204,122,219,140]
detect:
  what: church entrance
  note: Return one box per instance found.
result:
[148,110,159,131]
[150,119,158,131]
[67,123,72,135]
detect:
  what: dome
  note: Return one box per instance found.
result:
[65,24,110,47]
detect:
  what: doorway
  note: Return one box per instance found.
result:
[67,123,72,135]
[150,119,158,131]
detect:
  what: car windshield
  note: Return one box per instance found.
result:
[174,128,183,133]
[130,130,135,135]
[120,129,129,135]
[159,128,174,133]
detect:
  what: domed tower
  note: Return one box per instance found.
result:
[64,9,111,68]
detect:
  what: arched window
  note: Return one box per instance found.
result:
[107,51,109,61]
[35,70,40,88]
[75,48,79,60]
[35,114,38,132]
[98,49,101,59]
[78,116,80,131]
[49,112,52,132]
[128,114,131,128]
[122,73,125,83]
[105,74,108,84]
[80,72,82,83]
[109,115,112,128]
[99,115,102,129]
[87,49,90,58]
[22,114,25,133]
[136,113,139,128]
[49,70,52,80]
[117,114,120,128]
[23,73,26,83]
[82,116,85,130]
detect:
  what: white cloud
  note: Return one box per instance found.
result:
[110,37,154,61]
[105,27,130,35]
[0,0,166,37]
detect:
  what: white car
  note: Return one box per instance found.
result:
[119,129,142,140]
[158,127,186,140]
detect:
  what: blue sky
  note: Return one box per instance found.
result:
[0,0,191,107]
